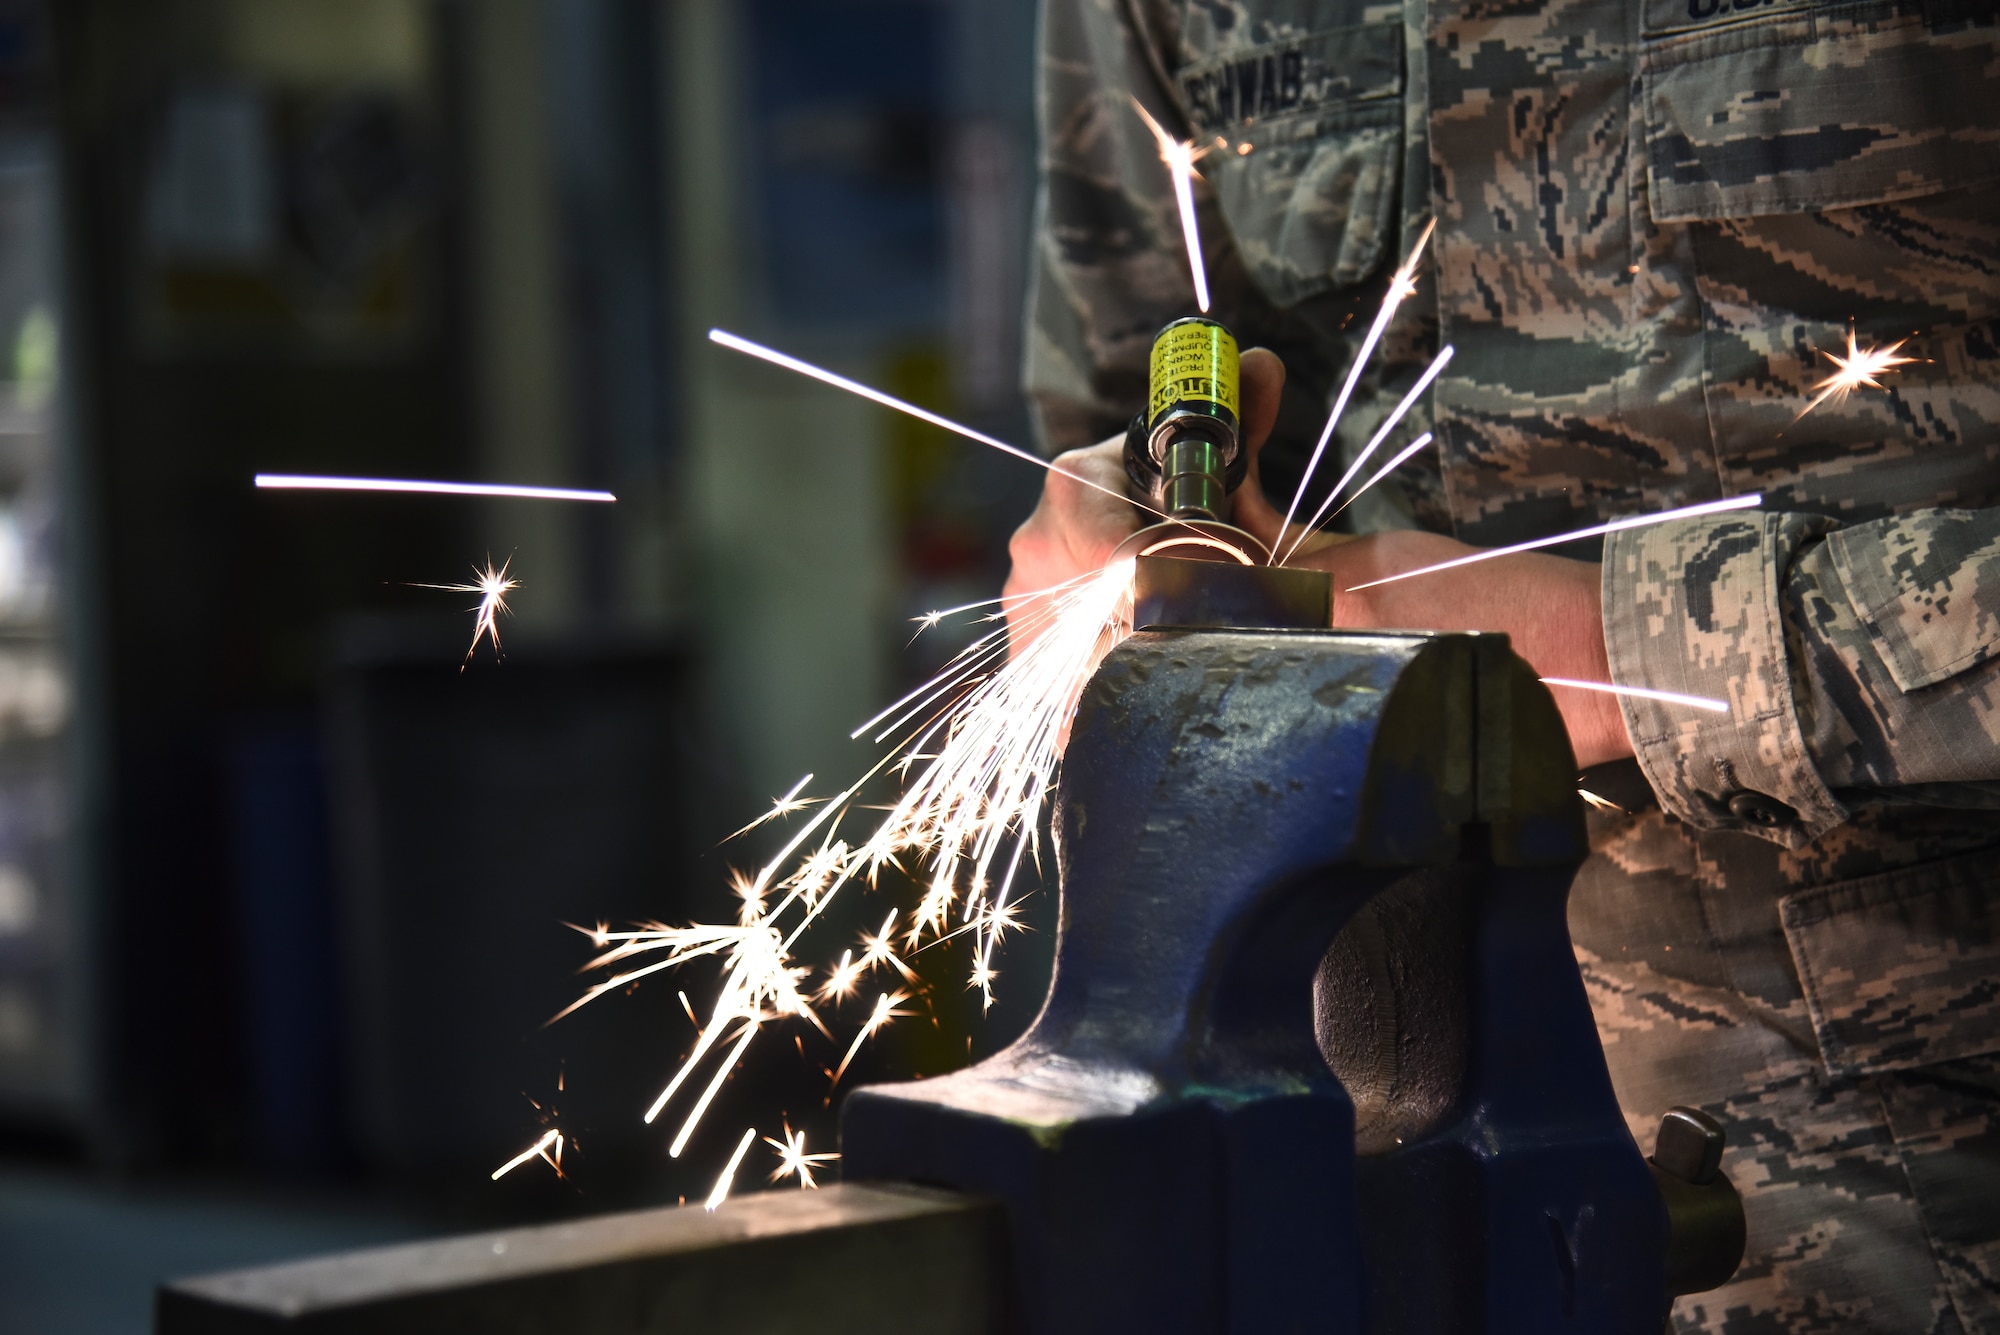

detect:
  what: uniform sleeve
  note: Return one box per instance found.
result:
[1024,0,1200,456]
[1604,508,2000,848]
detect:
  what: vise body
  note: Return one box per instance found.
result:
[845,626,1733,1334]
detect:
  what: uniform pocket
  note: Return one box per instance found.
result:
[1826,510,2000,693]
[1780,848,2000,1077]
[1635,4,2000,523]
[1175,21,1403,307]
[1641,4,2000,223]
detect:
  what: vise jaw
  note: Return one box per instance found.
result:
[844,628,1720,1334]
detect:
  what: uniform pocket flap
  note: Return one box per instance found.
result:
[1826,511,2000,693]
[1179,22,1403,307]
[1781,851,2000,1078]
[1641,9,2000,223]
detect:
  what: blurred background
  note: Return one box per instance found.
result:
[0,1,1047,1330]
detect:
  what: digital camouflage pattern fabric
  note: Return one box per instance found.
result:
[1026,0,2000,1329]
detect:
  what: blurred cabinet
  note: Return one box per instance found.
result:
[0,129,87,1128]
[327,626,707,1206]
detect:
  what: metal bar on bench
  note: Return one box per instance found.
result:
[157,1183,1008,1335]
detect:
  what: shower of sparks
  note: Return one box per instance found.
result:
[766,1124,839,1189]
[1539,677,1730,714]
[491,1128,563,1181]
[1343,494,1764,592]
[414,558,519,664]
[562,560,1136,1155]
[1798,327,1917,421]
[1279,341,1455,564]
[709,330,1171,523]
[1132,99,1212,312]
[1279,219,1436,548]
[706,1127,759,1210]
[255,474,616,503]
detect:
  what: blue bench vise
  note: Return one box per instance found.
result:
[844,608,1743,1332]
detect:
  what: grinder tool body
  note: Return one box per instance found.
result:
[1117,318,1332,631]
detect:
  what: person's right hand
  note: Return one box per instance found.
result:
[1004,348,1289,652]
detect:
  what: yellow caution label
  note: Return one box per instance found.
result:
[1148,319,1239,427]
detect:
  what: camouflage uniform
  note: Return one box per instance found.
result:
[1026,0,2000,1329]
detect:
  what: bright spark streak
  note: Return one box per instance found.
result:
[727,867,767,924]
[1317,433,1434,528]
[414,558,519,663]
[859,910,919,985]
[706,1127,758,1210]
[819,948,860,1001]
[668,1021,761,1156]
[1280,343,1454,564]
[831,990,914,1089]
[255,474,616,503]
[856,630,1011,740]
[1343,494,1763,592]
[1132,100,1211,312]
[910,572,1100,629]
[1539,677,1730,714]
[1279,219,1436,545]
[867,622,1046,744]
[765,1124,838,1189]
[1797,327,1917,420]
[710,330,1165,520]
[726,774,818,841]
[490,1128,563,1181]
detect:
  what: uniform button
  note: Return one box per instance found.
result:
[1726,791,1796,827]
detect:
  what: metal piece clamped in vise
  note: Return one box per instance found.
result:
[1131,551,1330,632]
[843,628,1746,1333]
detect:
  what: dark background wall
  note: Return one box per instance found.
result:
[0,1,1046,1327]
